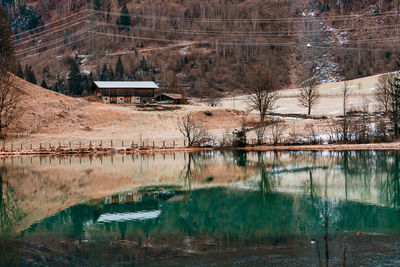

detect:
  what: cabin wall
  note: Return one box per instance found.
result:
[99,88,154,97]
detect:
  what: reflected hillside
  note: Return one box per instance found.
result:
[23,187,400,242]
[1,151,400,234]
[0,152,253,233]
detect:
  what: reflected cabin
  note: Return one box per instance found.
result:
[93,81,159,104]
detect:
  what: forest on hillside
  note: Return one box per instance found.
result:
[1,0,399,96]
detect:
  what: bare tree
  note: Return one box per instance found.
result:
[375,73,400,137]
[271,121,288,145]
[245,65,279,144]
[0,7,22,135]
[178,114,208,147]
[298,76,320,115]
[0,74,21,134]
[246,65,279,123]
[342,81,351,142]
[376,76,391,113]
[205,96,221,107]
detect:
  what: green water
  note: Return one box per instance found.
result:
[1,151,400,265]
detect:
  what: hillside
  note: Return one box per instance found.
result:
[3,0,398,96]
[9,74,249,147]
[10,74,87,133]
[5,70,385,150]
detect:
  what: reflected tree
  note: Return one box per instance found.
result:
[118,222,127,240]
[233,151,247,167]
[387,153,400,207]
[308,171,316,201]
[257,152,276,198]
[0,170,21,234]
[343,151,349,201]
[180,153,203,191]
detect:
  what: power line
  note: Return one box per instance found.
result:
[93,31,399,52]
[14,15,90,43]
[14,19,88,47]
[18,36,88,62]
[14,9,91,37]
[93,26,400,45]
[96,9,400,23]
[16,30,88,56]
[16,29,396,61]
[93,21,400,37]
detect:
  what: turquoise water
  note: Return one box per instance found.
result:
[1,151,400,265]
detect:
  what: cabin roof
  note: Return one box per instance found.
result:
[93,81,159,89]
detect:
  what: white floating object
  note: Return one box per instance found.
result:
[97,210,161,223]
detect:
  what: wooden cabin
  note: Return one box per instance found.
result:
[155,93,188,104]
[93,81,159,104]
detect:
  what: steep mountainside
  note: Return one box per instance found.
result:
[3,0,399,95]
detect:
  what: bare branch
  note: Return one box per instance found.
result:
[178,114,208,147]
[297,76,320,116]
[245,65,279,123]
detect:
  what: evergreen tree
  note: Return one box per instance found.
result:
[93,0,101,10]
[24,65,37,84]
[115,56,124,80]
[87,72,94,94]
[100,64,109,81]
[42,67,50,79]
[15,62,24,79]
[141,56,149,72]
[67,58,82,95]
[117,3,130,30]
[40,79,48,89]
[106,4,112,23]
[109,68,115,81]
[52,75,66,93]
[100,64,114,81]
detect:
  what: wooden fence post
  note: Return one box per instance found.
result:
[173,140,175,147]
[153,141,155,148]
[122,141,124,147]
[69,142,71,148]
[163,140,165,147]
[111,140,113,147]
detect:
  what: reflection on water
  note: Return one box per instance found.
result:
[1,151,400,265]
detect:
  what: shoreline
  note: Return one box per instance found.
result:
[241,143,400,151]
[0,142,399,157]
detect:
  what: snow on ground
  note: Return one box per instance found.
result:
[220,73,382,116]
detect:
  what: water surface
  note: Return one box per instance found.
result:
[1,151,400,265]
